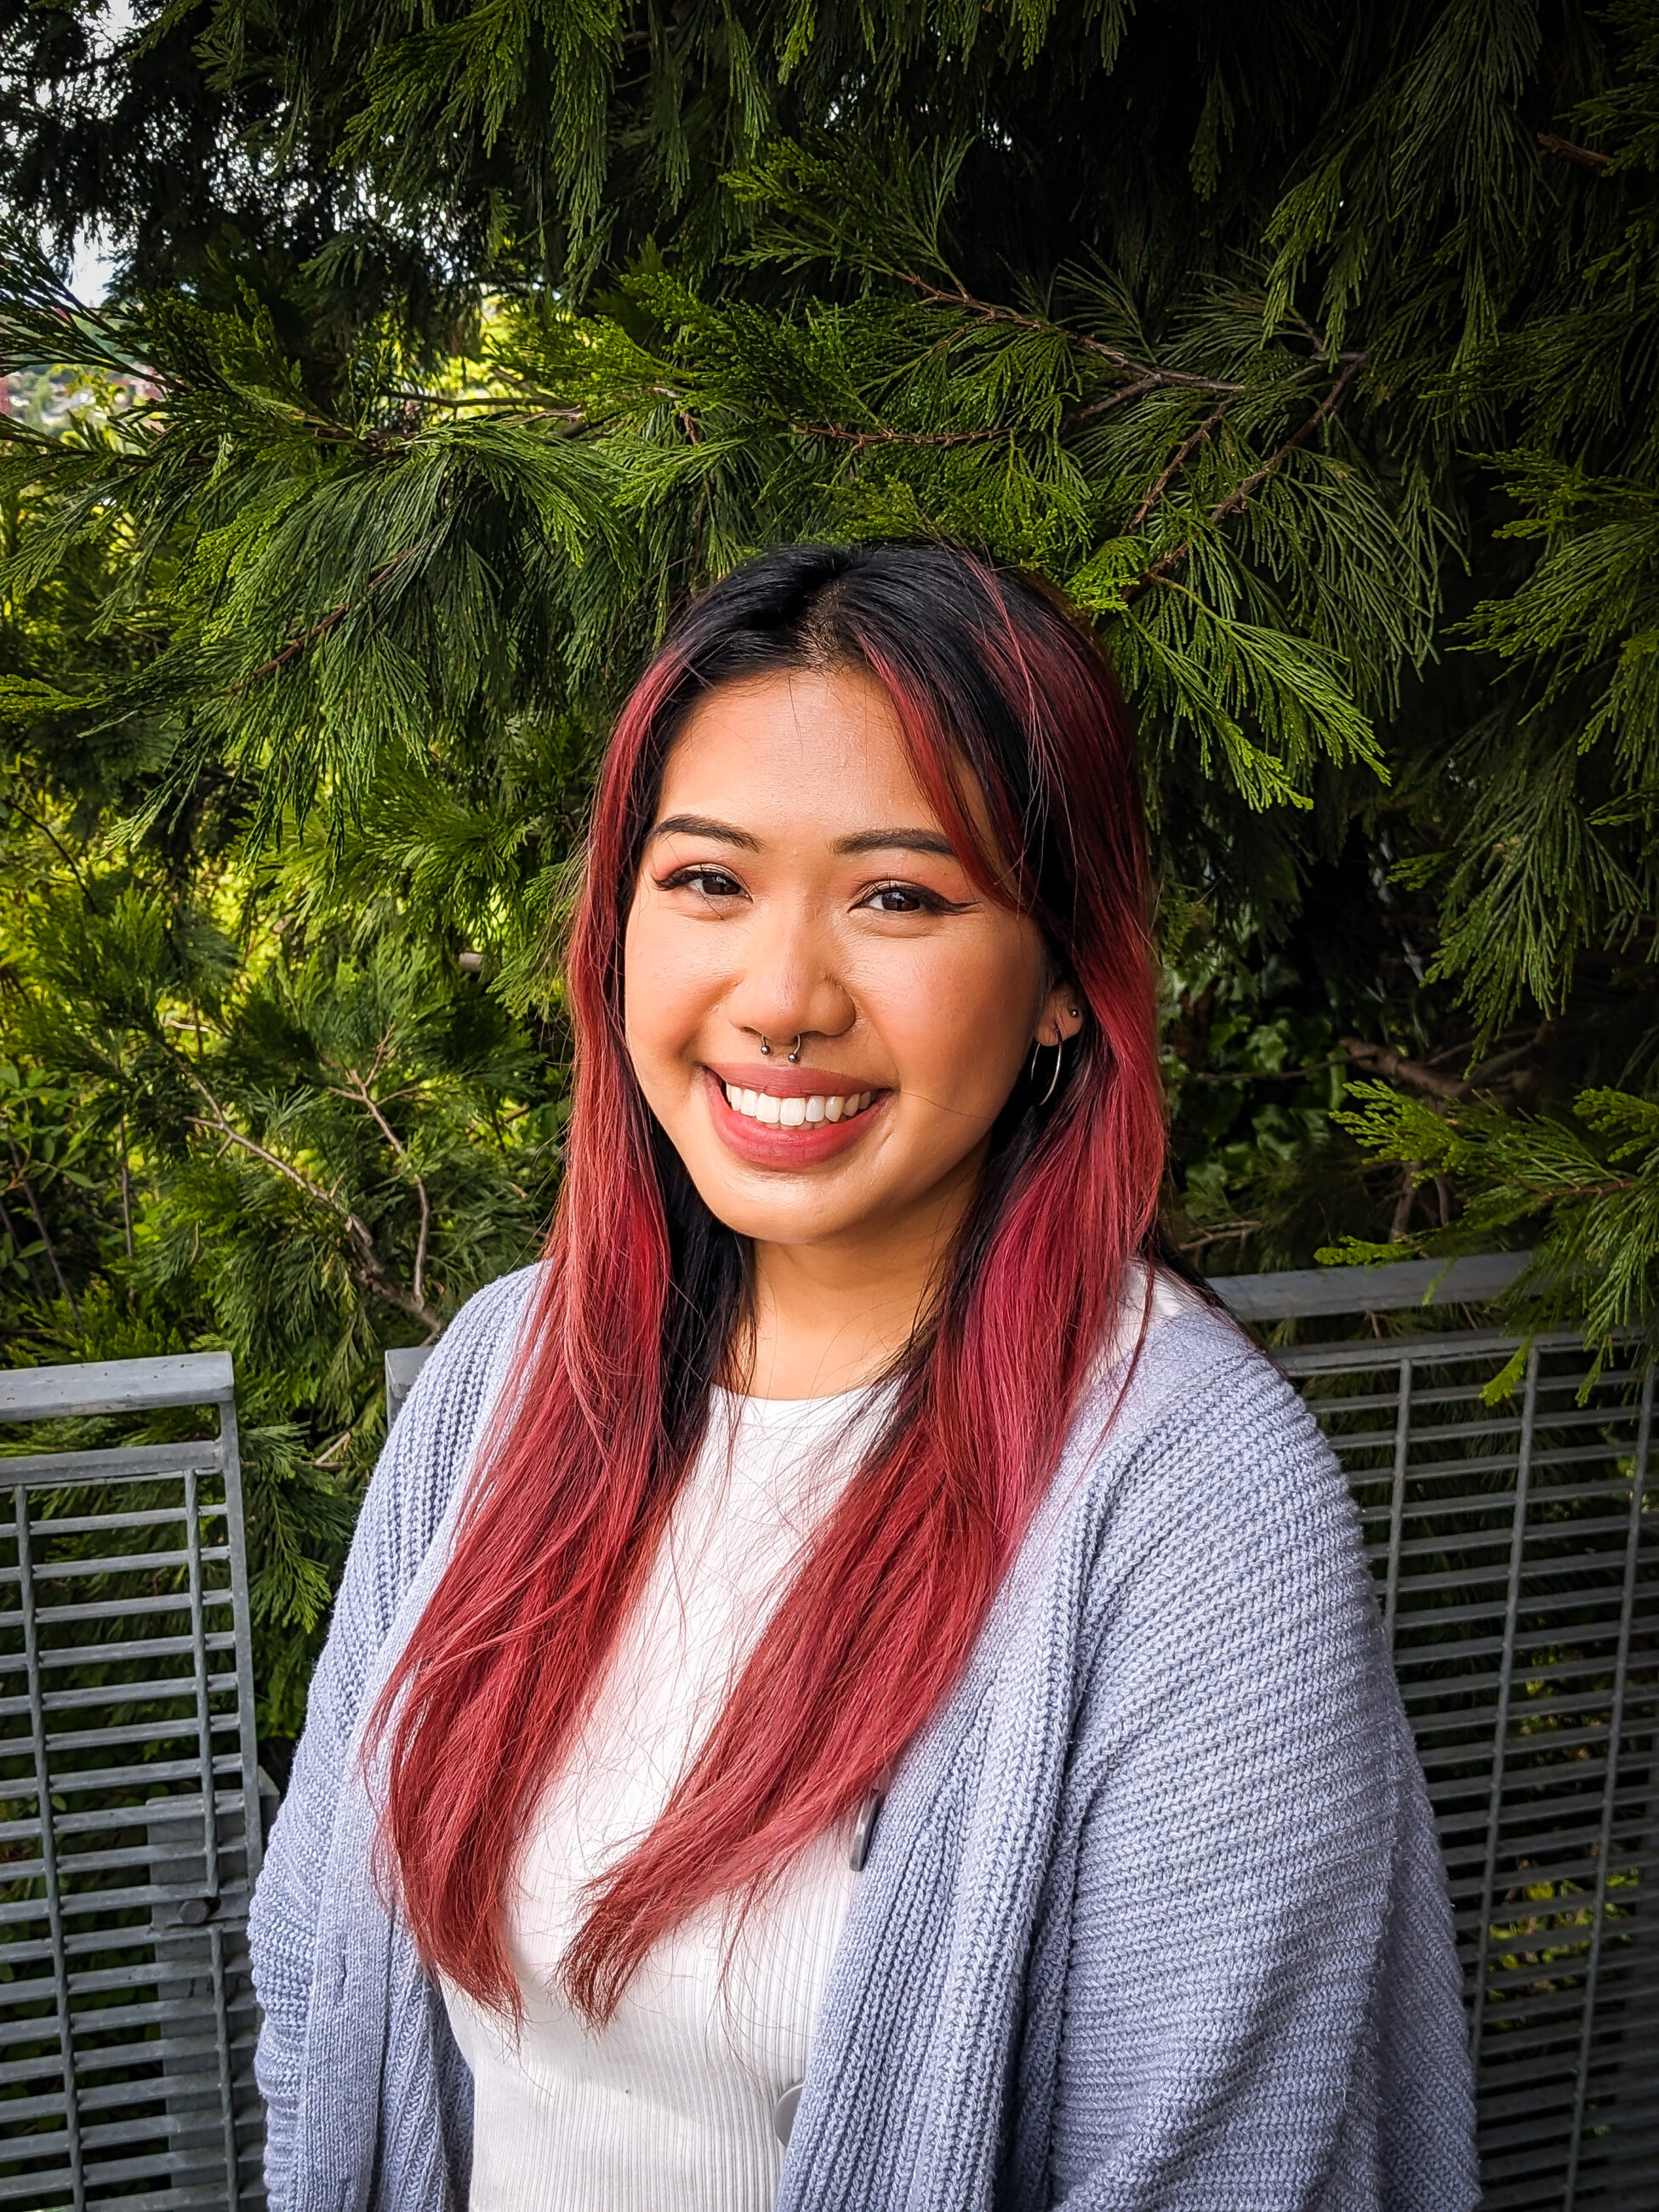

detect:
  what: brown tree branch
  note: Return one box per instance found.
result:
[1341,1038,1468,1102]
[189,1104,442,1335]
[1129,398,1234,533]
[387,390,584,418]
[1174,1219,1263,1257]
[787,373,1180,453]
[118,1115,134,1267]
[1538,132,1610,171]
[0,794,97,904]
[3,1132,76,1315]
[224,540,428,694]
[1390,1166,1419,1240]
[791,419,1016,449]
[1342,1024,1551,1103]
[327,1069,435,1316]
[179,1063,442,1337]
[1134,352,1368,593]
[892,269,1247,395]
[1177,1055,1346,1086]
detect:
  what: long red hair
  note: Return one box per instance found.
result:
[372,544,1166,2021]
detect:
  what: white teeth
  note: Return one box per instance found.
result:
[723,1085,876,1127]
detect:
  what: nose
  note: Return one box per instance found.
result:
[722,904,855,1054]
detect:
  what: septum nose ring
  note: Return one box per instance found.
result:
[759,1035,805,1063]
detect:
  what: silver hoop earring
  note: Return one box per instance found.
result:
[787,1035,803,1064]
[759,1035,772,1057]
[1044,1041,1066,1105]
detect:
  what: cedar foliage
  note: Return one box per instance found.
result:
[3,0,1658,1734]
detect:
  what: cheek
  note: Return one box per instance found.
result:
[622,907,721,1059]
[624,915,703,1088]
[870,933,1040,1103]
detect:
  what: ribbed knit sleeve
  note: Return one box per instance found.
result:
[1035,1352,1478,2209]
[249,1268,539,2210]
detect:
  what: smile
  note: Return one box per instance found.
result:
[721,1085,876,1127]
[703,1065,888,1166]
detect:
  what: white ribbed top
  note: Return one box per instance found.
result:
[443,1381,883,2212]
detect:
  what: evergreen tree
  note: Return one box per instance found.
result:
[4,0,1659,1742]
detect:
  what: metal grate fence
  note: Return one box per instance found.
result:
[0,1353,265,2209]
[1213,1257,1659,2211]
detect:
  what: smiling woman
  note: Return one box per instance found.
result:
[248,544,1479,2212]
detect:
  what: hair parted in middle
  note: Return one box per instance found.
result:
[370,540,1167,2023]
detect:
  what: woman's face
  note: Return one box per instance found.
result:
[622,665,1080,1260]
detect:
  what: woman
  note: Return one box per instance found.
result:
[249,543,1478,2212]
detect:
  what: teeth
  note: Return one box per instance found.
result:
[722,1084,875,1127]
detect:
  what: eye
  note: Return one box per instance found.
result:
[859,880,963,915]
[659,864,747,900]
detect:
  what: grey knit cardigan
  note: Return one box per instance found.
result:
[248,1266,1479,2211]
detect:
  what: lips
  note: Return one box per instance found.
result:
[702,1065,887,1166]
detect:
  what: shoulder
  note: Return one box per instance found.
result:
[1063,1291,1366,1622]
[378,1262,546,1545]
[394,1262,545,1446]
[1049,1297,1397,1795]
[409,1259,547,1400]
[1103,1287,1332,1500]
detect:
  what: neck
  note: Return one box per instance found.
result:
[736,1148,985,1399]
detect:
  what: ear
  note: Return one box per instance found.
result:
[1034,980,1086,1051]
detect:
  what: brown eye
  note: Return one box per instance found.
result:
[664,866,746,899]
[862,881,955,915]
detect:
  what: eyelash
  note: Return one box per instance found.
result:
[861,879,961,915]
[656,867,963,915]
[659,865,745,900]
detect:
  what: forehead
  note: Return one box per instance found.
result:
[656,668,942,834]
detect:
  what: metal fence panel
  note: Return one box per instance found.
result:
[0,1354,265,2209]
[1273,1322,1659,2211]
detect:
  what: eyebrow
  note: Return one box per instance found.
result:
[648,817,960,862]
[649,814,761,851]
[834,827,959,859]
